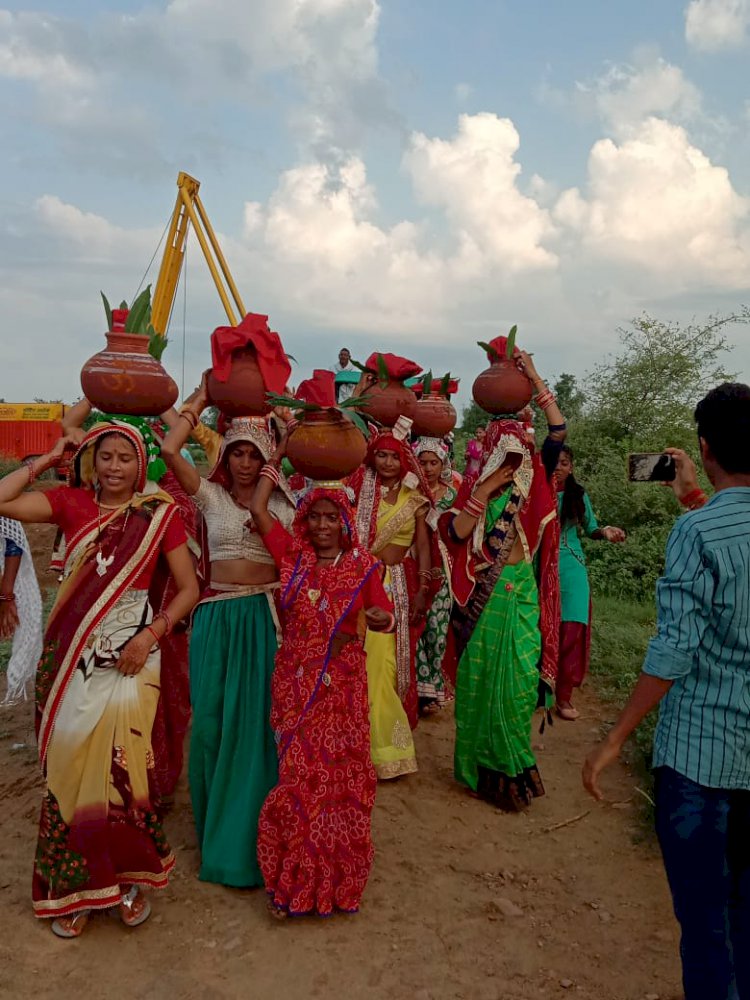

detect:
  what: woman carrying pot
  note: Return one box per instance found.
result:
[350,415,434,780]
[160,373,295,889]
[413,436,458,714]
[555,445,625,720]
[251,460,394,917]
[443,346,566,811]
[0,420,199,937]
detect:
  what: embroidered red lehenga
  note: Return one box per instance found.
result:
[256,486,392,916]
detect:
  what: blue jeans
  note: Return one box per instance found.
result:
[655,767,750,1000]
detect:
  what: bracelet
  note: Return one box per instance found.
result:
[680,488,707,510]
[548,422,567,433]
[155,611,173,636]
[464,495,487,519]
[260,464,280,484]
[418,570,432,581]
[0,593,16,602]
[145,625,161,645]
[535,388,556,410]
[23,458,37,484]
[178,410,198,430]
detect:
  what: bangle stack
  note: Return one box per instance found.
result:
[535,385,557,410]
[260,464,280,485]
[0,593,16,603]
[418,570,431,592]
[23,458,38,484]
[464,494,487,520]
[680,488,707,511]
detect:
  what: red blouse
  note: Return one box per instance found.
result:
[263,520,392,636]
[44,486,187,589]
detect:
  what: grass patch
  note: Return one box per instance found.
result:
[589,596,658,827]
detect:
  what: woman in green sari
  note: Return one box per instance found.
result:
[441,346,566,811]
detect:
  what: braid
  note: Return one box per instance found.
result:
[559,445,586,526]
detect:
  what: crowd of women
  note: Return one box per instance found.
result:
[0,331,626,938]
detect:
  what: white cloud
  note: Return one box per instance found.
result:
[554,117,750,289]
[685,0,750,51]
[455,82,473,103]
[0,10,92,89]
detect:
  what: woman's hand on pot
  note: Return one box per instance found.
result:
[516,350,541,384]
[115,633,153,676]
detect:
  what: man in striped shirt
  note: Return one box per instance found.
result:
[583,383,750,1000]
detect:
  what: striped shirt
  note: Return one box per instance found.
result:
[644,488,750,789]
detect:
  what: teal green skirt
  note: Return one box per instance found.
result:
[189,593,279,887]
[454,562,544,809]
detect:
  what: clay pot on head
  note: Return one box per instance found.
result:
[286,409,367,480]
[411,393,457,437]
[357,375,418,427]
[472,358,532,416]
[81,331,179,417]
[207,346,269,418]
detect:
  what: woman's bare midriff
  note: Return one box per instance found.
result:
[377,542,410,566]
[505,535,525,566]
[210,559,279,586]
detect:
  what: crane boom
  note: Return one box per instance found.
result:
[150,171,247,338]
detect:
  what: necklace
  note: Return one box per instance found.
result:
[380,481,401,501]
[95,502,130,577]
[309,551,343,604]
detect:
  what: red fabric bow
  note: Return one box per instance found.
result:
[210,313,291,394]
[295,369,337,408]
[364,352,422,381]
[485,336,520,362]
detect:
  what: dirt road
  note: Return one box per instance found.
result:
[0,684,680,1000]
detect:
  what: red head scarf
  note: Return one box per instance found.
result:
[295,369,337,408]
[364,352,422,381]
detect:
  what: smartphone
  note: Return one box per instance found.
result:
[627,453,676,483]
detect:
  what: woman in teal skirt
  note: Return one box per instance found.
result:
[162,386,294,887]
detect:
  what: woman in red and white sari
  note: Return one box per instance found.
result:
[0,420,199,938]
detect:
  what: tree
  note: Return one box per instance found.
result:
[583,311,745,447]
[459,400,491,436]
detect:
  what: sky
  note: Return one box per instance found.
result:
[1,0,749,412]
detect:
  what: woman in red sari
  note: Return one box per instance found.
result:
[0,420,199,937]
[250,458,394,918]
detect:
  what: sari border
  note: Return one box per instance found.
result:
[372,492,426,554]
[38,504,176,765]
[32,855,175,918]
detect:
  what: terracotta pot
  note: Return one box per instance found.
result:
[411,393,457,437]
[286,409,367,480]
[472,358,532,415]
[80,331,179,416]
[357,376,418,427]
[207,346,269,417]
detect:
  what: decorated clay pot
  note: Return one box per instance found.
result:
[80,331,178,416]
[472,358,532,416]
[411,393,457,437]
[286,409,367,480]
[357,376,418,427]
[207,346,269,417]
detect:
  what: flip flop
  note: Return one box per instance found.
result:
[119,886,152,928]
[51,911,90,938]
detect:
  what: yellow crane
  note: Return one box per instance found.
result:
[150,171,246,339]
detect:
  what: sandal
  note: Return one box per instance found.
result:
[555,703,580,721]
[266,898,288,921]
[51,911,90,938]
[119,886,151,928]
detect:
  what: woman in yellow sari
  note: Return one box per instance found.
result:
[350,418,433,779]
[0,420,199,937]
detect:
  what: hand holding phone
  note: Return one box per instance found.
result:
[627,453,676,483]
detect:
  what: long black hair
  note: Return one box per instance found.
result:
[559,445,586,526]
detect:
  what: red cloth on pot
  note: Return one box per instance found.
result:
[485,336,520,361]
[296,369,336,408]
[364,352,421,381]
[210,313,291,393]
